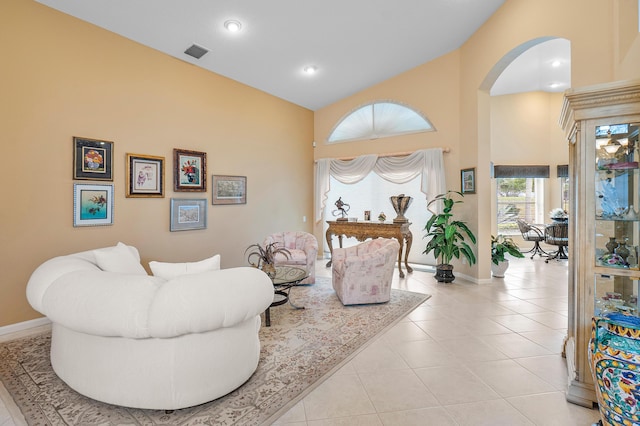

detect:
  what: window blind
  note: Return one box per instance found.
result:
[557,164,569,178]
[493,165,550,178]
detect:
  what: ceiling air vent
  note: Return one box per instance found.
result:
[184,44,209,59]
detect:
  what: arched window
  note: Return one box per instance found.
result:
[327,101,435,143]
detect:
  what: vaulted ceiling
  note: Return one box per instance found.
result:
[35,0,570,110]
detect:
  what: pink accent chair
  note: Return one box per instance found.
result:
[331,238,400,305]
[263,231,318,284]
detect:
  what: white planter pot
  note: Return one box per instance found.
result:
[491,259,509,278]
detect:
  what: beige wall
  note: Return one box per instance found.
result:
[315,0,639,280]
[0,0,314,327]
[489,92,569,238]
[3,0,640,327]
[313,50,463,253]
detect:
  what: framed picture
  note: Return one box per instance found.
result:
[212,175,247,205]
[461,168,476,194]
[73,136,114,181]
[174,149,206,192]
[170,198,207,231]
[73,183,114,227]
[126,153,165,198]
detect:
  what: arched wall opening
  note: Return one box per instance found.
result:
[478,36,572,258]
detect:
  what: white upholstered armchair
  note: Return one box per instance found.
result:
[263,231,318,284]
[331,238,400,305]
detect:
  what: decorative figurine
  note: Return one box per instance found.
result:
[332,197,350,221]
[378,212,386,222]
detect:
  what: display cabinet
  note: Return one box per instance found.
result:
[560,80,640,407]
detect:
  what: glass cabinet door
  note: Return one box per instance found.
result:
[594,274,640,316]
[595,122,640,316]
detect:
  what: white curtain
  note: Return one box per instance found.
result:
[315,148,446,223]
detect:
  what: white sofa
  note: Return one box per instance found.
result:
[26,243,274,410]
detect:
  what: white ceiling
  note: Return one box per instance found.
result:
[35,0,570,111]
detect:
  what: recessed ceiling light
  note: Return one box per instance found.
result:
[224,20,242,32]
[550,82,561,89]
[303,66,318,75]
[551,60,562,67]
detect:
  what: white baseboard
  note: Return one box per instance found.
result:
[0,317,51,337]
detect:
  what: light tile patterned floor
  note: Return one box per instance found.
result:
[0,258,602,425]
[274,257,602,426]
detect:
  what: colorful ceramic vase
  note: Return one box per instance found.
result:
[589,312,640,426]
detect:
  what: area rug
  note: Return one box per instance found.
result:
[0,277,429,426]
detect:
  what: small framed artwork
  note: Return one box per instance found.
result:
[461,168,476,194]
[126,153,165,198]
[73,136,114,181]
[170,198,207,231]
[73,183,114,227]
[212,175,247,205]
[174,149,206,192]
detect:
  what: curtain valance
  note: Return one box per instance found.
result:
[315,148,446,223]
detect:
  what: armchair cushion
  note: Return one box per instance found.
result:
[94,242,148,275]
[264,231,318,284]
[331,238,400,305]
[149,254,221,280]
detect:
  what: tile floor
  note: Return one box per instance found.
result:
[0,257,602,425]
[273,257,602,426]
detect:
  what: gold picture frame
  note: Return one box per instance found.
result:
[125,153,165,198]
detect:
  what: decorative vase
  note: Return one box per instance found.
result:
[390,194,413,223]
[491,260,509,278]
[616,242,630,262]
[606,237,619,254]
[589,313,640,426]
[434,264,455,283]
[628,247,638,268]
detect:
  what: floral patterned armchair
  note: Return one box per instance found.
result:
[263,231,318,284]
[331,238,400,305]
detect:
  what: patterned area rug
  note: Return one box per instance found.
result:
[0,277,429,426]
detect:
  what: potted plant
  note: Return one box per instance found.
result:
[549,208,568,222]
[245,242,291,278]
[423,191,477,283]
[491,234,525,277]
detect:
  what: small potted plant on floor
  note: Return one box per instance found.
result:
[491,234,524,277]
[423,191,477,283]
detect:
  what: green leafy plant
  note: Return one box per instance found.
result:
[491,234,525,265]
[423,191,477,266]
[244,242,291,268]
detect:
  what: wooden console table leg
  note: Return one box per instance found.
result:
[397,249,405,278]
[404,231,413,274]
[396,235,405,278]
[325,229,334,267]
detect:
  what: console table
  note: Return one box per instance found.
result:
[325,220,413,278]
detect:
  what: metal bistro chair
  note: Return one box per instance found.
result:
[516,219,549,259]
[544,221,569,263]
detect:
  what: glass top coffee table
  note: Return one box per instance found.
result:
[265,265,308,327]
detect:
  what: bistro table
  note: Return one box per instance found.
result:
[264,265,308,327]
